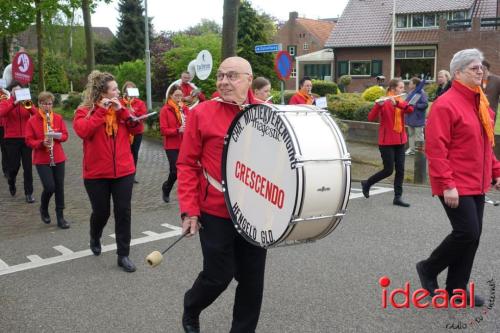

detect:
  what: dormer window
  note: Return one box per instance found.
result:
[396,11,468,29]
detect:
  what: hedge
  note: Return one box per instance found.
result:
[311,80,339,96]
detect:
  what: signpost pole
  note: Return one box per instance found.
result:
[280,80,284,105]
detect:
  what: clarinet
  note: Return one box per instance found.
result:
[44,109,56,167]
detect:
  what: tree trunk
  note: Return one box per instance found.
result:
[221,0,240,60]
[1,36,10,68]
[35,0,45,91]
[82,0,95,74]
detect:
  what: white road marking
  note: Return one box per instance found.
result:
[0,186,391,276]
[53,245,74,255]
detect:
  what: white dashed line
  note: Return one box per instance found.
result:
[27,255,43,262]
[0,259,9,269]
[53,245,74,255]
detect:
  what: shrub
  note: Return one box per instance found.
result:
[425,82,439,101]
[95,64,119,77]
[62,92,82,111]
[338,75,352,92]
[311,80,339,96]
[361,85,385,102]
[115,60,146,98]
[270,90,295,105]
[327,93,367,120]
[353,103,374,121]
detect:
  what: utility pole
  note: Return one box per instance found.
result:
[144,0,152,111]
[390,0,396,79]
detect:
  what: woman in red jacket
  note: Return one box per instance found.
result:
[289,76,314,105]
[25,91,70,229]
[160,84,188,203]
[361,78,414,207]
[73,71,141,272]
[416,49,500,305]
[121,81,147,183]
[0,81,36,203]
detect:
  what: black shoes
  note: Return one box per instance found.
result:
[133,178,139,184]
[163,193,170,203]
[9,184,16,196]
[117,256,136,272]
[182,313,200,333]
[90,237,102,256]
[56,210,70,229]
[416,261,438,296]
[25,194,35,203]
[361,180,370,198]
[40,207,51,224]
[393,196,410,207]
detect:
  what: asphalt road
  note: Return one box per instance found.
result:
[1,121,500,332]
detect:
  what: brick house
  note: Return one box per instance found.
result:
[274,12,336,90]
[325,0,500,92]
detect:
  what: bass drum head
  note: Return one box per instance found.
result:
[222,104,299,248]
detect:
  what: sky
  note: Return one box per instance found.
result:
[91,0,350,34]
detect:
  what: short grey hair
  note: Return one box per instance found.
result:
[450,48,484,77]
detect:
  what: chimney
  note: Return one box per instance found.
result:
[289,12,298,21]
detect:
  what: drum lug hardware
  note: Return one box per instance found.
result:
[291,214,341,224]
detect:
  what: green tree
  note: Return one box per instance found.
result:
[164,32,221,97]
[221,0,240,60]
[237,1,277,88]
[185,19,221,36]
[114,0,150,62]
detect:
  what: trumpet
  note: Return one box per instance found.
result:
[22,100,33,109]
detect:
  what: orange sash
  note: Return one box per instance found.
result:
[105,107,118,137]
[168,98,182,125]
[387,91,403,133]
[296,90,314,105]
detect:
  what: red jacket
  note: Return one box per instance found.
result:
[368,99,414,145]
[73,105,141,179]
[181,82,206,102]
[177,91,261,218]
[159,103,189,150]
[425,80,500,196]
[0,96,36,138]
[288,93,312,105]
[25,111,68,165]
[120,98,147,134]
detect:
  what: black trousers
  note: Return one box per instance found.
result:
[36,162,65,211]
[0,126,7,176]
[184,213,267,333]
[421,195,484,293]
[365,144,405,197]
[4,138,33,195]
[130,133,142,167]
[84,174,134,256]
[162,149,178,197]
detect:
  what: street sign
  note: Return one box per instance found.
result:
[255,43,282,54]
[274,51,293,81]
[12,52,34,85]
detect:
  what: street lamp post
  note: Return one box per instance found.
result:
[144,0,152,111]
[390,0,396,79]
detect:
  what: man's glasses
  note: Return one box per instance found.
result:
[216,71,250,82]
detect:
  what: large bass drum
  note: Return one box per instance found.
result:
[222,104,351,248]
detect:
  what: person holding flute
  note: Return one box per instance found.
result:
[361,78,414,207]
[25,91,70,229]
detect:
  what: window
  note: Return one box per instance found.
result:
[397,15,408,28]
[337,61,349,76]
[424,49,435,58]
[350,61,371,76]
[290,67,296,78]
[303,42,309,50]
[371,60,383,77]
[453,11,466,20]
[395,47,436,81]
[287,45,296,57]
[406,50,424,58]
[412,14,423,27]
[304,64,331,80]
[395,50,406,59]
[424,14,436,27]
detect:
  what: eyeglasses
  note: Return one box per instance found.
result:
[40,102,53,106]
[466,65,484,73]
[216,71,250,82]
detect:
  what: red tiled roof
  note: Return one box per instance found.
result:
[325,0,498,48]
[296,18,336,45]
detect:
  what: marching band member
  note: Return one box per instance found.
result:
[121,81,147,183]
[178,57,266,333]
[289,76,314,105]
[0,87,8,177]
[252,76,272,103]
[159,84,188,203]
[0,81,36,202]
[73,71,141,273]
[361,78,414,207]
[180,71,206,105]
[25,92,70,229]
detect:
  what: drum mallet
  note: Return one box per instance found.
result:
[146,231,189,268]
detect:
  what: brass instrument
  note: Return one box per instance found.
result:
[22,100,33,109]
[44,109,56,167]
[0,89,10,100]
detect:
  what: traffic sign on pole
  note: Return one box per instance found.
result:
[274,51,293,81]
[255,43,282,54]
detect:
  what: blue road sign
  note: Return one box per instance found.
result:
[274,51,293,81]
[255,44,282,54]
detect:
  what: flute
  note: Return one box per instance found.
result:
[374,93,407,104]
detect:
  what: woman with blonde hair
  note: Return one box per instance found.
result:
[25,91,70,229]
[73,71,141,272]
[436,69,451,98]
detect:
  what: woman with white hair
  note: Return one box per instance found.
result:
[416,48,500,306]
[435,69,451,98]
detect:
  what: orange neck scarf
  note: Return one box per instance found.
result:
[105,107,118,137]
[457,80,495,147]
[297,90,314,105]
[387,90,404,133]
[38,108,53,135]
[168,98,182,125]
